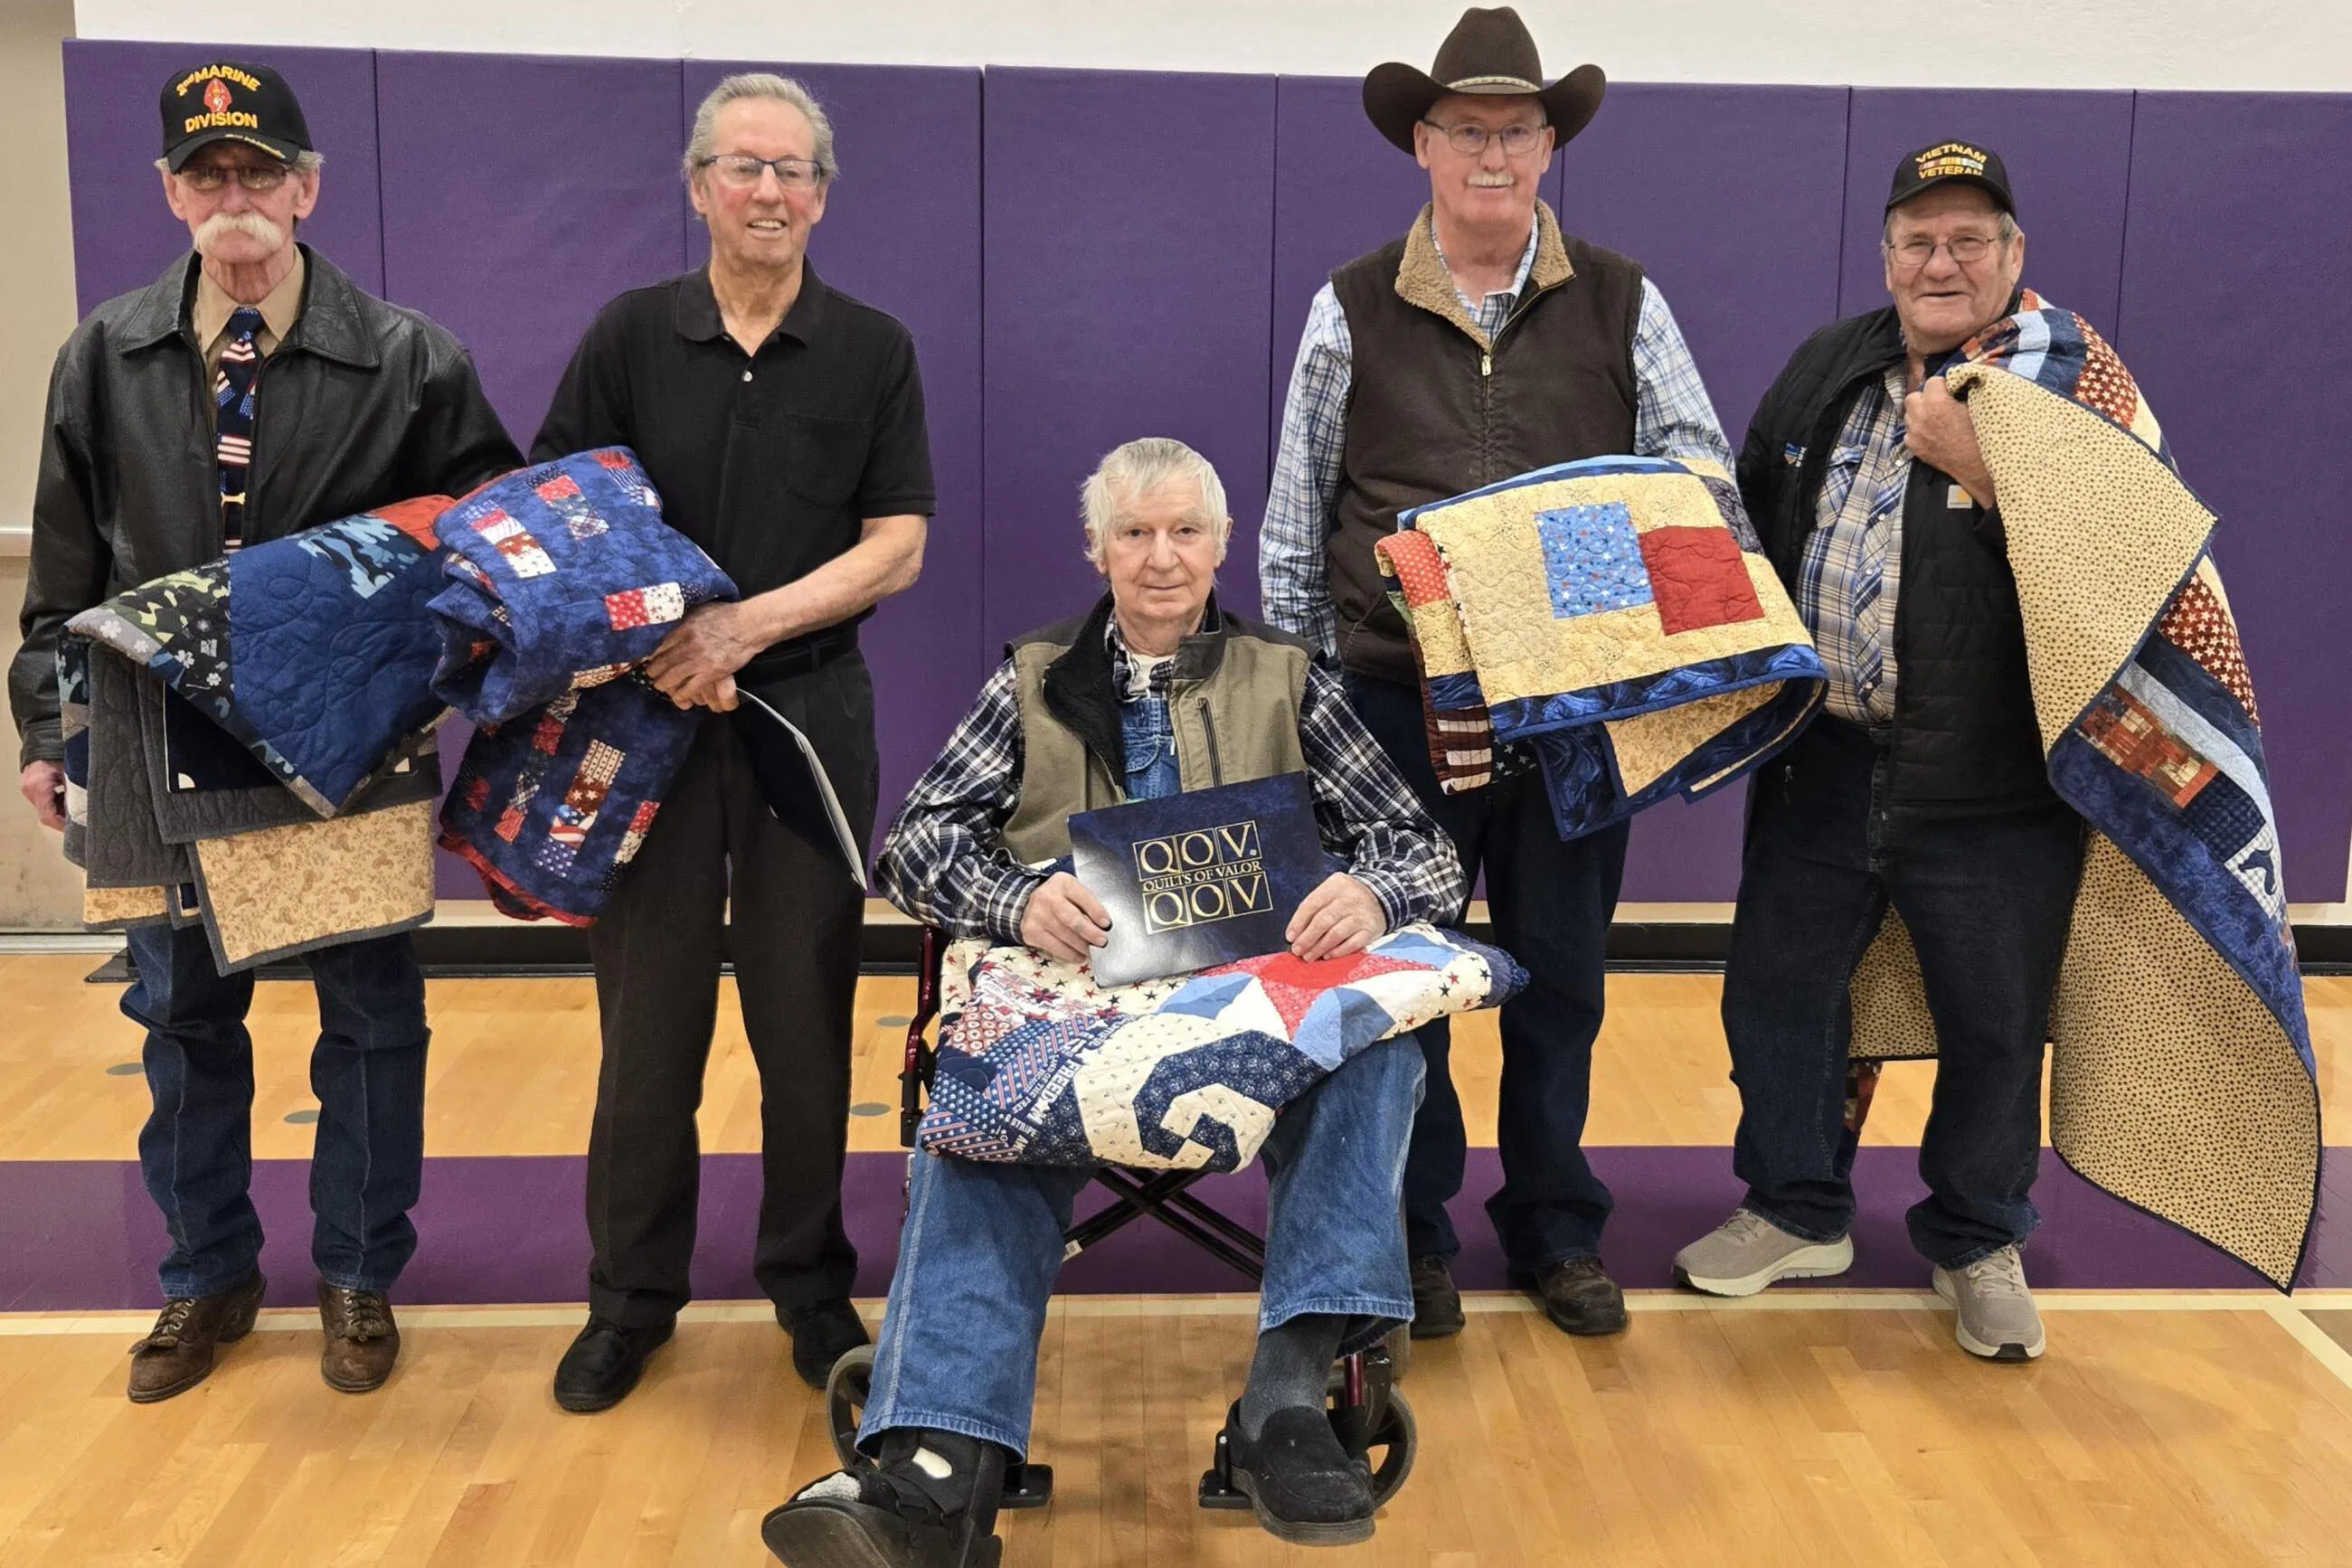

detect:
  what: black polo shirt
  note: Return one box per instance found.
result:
[533,264,935,629]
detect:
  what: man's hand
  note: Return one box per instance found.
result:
[644,601,760,712]
[1020,873,1112,964]
[1286,873,1387,962]
[19,760,66,832]
[1903,378,1998,509]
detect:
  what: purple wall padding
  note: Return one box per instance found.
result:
[1562,84,1851,902]
[979,69,1278,651]
[680,63,987,844]
[1838,90,2136,332]
[61,41,383,310]
[374,52,687,454]
[2118,94,2352,902]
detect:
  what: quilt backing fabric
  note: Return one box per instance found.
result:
[916,924,1526,1172]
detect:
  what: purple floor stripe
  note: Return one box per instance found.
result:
[4,1146,2335,1312]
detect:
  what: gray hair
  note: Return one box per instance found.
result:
[684,72,837,184]
[1883,209,2020,246]
[1081,438,1231,564]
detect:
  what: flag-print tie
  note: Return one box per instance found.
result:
[214,306,264,548]
[1849,414,1907,713]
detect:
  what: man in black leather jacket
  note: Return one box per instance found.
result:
[1672,143,2084,1365]
[10,60,517,1404]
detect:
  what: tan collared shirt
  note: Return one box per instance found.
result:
[192,250,306,375]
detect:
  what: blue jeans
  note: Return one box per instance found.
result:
[123,922,430,1299]
[1344,673,1623,1274]
[860,1035,1423,1459]
[1724,717,2083,1267]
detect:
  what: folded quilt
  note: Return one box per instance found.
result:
[431,449,736,924]
[60,632,438,973]
[1846,291,2318,1288]
[1377,455,1823,839]
[917,924,1526,1171]
[68,497,454,815]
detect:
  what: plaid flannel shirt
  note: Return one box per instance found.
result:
[1260,222,1735,658]
[1797,367,1912,725]
[874,611,1467,944]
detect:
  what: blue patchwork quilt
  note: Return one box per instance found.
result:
[918,925,1525,1171]
[431,449,737,923]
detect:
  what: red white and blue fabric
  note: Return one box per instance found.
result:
[917,924,1525,1171]
[431,449,737,924]
[213,307,263,547]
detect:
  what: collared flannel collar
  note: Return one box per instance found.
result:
[1105,597,1223,701]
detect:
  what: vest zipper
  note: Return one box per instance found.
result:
[1200,702,1224,786]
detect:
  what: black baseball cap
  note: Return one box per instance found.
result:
[160,61,313,171]
[1886,140,2014,217]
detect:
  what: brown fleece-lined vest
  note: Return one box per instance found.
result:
[999,599,1312,866]
[1329,202,1645,683]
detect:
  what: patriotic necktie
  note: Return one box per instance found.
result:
[213,306,264,547]
[1849,405,1909,715]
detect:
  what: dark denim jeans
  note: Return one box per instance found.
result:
[1724,717,2083,1268]
[123,922,430,1299]
[1344,672,1624,1274]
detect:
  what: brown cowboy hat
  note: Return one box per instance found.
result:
[1364,6,1606,156]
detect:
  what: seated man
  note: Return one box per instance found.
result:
[761,437,1466,1565]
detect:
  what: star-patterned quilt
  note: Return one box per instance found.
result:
[916,924,1526,1171]
[1375,455,1824,839]
[1847,293,2319,1288]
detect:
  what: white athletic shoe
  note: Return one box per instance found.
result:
[1932,1245,2045,1361]
[1673,1208,1856,1297]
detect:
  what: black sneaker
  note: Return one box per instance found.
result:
[760,1428,1006,1567]
[780,1298,872,1390]
[552,1316,674,1413]
[1408,1255,1464,1339]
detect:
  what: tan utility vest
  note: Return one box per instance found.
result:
[999,599,1312,864]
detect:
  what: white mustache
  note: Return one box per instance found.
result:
[194,212,287,254]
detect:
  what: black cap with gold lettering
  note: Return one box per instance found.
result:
[1886,140,2015,217]
[160,61,313,171]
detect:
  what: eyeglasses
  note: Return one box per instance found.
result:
[696,154,827,193]
[1883,233,2006,270]
[1420,118,1547,158]
[177,163,290,194]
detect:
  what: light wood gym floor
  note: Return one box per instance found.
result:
[3,955,2349,1566]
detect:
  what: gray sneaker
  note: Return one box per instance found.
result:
[1673,1208,1855,1297]
[1932,1246,2045,1361]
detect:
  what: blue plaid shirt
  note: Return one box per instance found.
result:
[1798,367,1912,725]
[875,611,1467,944]
[1260,217,1735,657]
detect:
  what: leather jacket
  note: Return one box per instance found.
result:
[12,246,521,766]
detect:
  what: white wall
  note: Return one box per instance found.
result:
[71,0,2352,90]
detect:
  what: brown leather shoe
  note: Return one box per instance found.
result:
[1408,1255,1465,1339]
[317,1282,401,1393]
[1532,1256,1628,1337]
[127,1271,266,1403]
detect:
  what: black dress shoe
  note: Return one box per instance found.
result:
[1223,1401,1375,1545]
[780,1297,871,1390]
[761,1428,1006,1568]
[1408,1255,1464,1339]
[553,1316,673,1412]
[1530,1256,1628,1337]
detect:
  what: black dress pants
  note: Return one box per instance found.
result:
[583,651,879,1327]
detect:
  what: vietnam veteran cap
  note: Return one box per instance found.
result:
[160,61,313,171]
[1885,139,2014,216]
